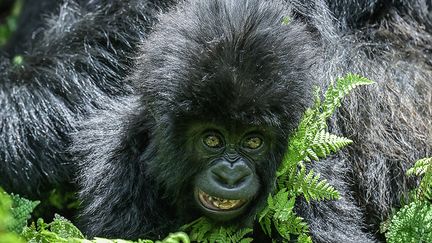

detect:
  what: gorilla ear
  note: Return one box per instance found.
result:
[123,114,152,154]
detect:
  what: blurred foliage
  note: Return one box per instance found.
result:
[0,188,26,243]
[0,189,190,243]
[0,0,22,46]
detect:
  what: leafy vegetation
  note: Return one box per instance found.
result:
[384,157,432,243]
[0,0,22,46]
[181,218,253,243]
[406,157,432,201]
[0,188,25,243]
[21,215,190,243]
[257,74,373,241]
[7,193,39,234]
[0,190,190,243]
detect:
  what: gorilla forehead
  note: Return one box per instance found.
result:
[135,0,316,128]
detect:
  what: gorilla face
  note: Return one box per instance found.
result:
[192,127,270,221]
[146,117,285,225]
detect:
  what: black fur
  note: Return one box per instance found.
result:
[0,0,430,242]
[0,0,176,198]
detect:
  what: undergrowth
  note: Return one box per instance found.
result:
[383,157,432,243]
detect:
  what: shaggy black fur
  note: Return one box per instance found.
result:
[1,0,431,242]
[0,0,176,198]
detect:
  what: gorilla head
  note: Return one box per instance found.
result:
[128,0,316,225]
[77,0,317,237]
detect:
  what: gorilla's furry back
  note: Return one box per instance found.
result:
[0,0,176,198]
[0,0,431,242]
[297,0,432,234]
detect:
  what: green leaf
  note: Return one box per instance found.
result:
[386,201,432,243]
[290,167,340,202]
[321,73,374,121]
[407,157,432,201]
[407,157,432,176]
[298,233,313,243]
[309,131,352,159]
[49,214,85,239]
[8,194,40,234]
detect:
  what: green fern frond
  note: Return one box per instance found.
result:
[273,191,296,222]
[181,217,251,243]
[418,173,432,201]
[258,191,289,235]
[304,131,352,161]
[180,218,213,242]
[407,157,432,201]
[277,74,371,177]
[49,215,85,239]
[274,212,309,240]
[407,157,432,176]
[321,74,374,120]
[206,226,252,243]
[298,233,313,243]
[258,197,274,236]
[304,148,319,162]
[228,228,253,243]
[264,74,373,242]
[291,166,340,202]
[8,194,40,234]
[258,190,309,240]
[386,201,432,243]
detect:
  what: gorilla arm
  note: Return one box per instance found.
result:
[0,0,172,198]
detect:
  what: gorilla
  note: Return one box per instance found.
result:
[0,0,431,242]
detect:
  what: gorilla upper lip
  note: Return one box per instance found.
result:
[197,189,248,211]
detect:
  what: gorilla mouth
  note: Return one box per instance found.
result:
[198,189,248,211]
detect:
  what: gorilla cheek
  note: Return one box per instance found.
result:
[193,159,260,221]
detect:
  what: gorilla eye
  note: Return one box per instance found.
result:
[203,133,223,149]
[243,136,263,150]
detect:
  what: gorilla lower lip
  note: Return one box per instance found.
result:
[198,190,247,211]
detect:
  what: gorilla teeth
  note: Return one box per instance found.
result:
[198,190,246,210]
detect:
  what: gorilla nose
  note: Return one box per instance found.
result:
[210,160,252,187]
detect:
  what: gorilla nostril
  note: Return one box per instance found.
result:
[210,161,252,187]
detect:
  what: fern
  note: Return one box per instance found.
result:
[384,157,432,242]
[292,165,340,202]
[0,188,25,243]
[386,201,432,243]
[0,189,189,243]
[21,215,189,243]
[260,73,374,241]
[277,74,372,177]
[181,218,252,243]
[0,0,22,46]
[306,131,352,160]
[407,157,432,176]
[8,194,40,234]
[407,157,432,201]
[259,190,309,239]
[320,74,374,120]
